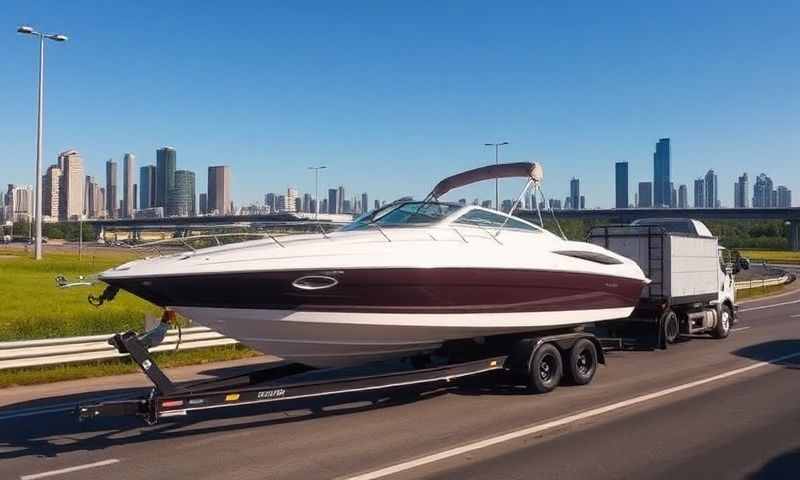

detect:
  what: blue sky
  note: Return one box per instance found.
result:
[2,1,798,208]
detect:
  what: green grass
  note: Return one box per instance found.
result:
[738,250,800,265]
[0,344,260,388]
[0,248,162,341]
[736,283,792,301]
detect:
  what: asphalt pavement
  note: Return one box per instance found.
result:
[1,288,799,480]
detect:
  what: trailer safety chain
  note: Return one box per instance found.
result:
[88,285,120,307]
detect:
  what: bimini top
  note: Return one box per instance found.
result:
[428,162,544,199]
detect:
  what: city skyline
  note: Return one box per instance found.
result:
[2,3,798,209]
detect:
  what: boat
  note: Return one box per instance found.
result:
[97,162,648,367]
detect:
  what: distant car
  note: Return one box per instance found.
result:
[738,257,751,270]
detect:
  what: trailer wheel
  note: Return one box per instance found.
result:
[712,305,732,339]
[567,339,598,385]
[662,310,680,344]
[528,343,562,393]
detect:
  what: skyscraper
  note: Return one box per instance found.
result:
[637,182,652,208]
[694,178,705,208]
[264,193,277,213]
[777,186,792,207]
[678,185,688,209]
[653,138,671,208]
[615,162,628,209]
[286,187,298,213]
[569,178,580,210]
[752,173,774,208]
[337,186,346,214]
[704,170,718,208]
[122,153,136,217]
[328,188,338,214]
[58,150,84,221]
[199,193,208,215]
[302,193,312,213]
[155,147,176,208]
[670,183,677,208]
[167,170,196,216]
[734,172,749,208]
[139,165,156,210]
[361,192,369,214]
[207,166,231,215]
[42,165,61,219]
[105,158,118,218]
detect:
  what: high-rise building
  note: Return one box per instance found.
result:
[777,186,792,208]
[321,199,328,214]
[4,184,34,222]
[678,184,688,209]
[167,170,196,217]
[286,187,298,213]
[694,178,705,208]
[264,193,277,213]
[302,193,312,213]
[122,153,135,217]
[105,158,118,218]
[207,165,231,215]
[752,173,774,208]
[199,193,208,215]
[549,198,562,210]
[58,150,84,220]
[579,195,586,210]
[615,162,628,209]
[139,165,156,210]
[337,186,346,214]
[295,197,302,213]
[653,138,671,208]
[734,172,749,208]
[704,170,718,208]
[569,178,580,210]
[277,195,287,212]
[42,165,61,219]
[670,183,677,208]
[361,193,369,214]
[155,147,176,208]
[637,182,652,208]
[328,188,338,214]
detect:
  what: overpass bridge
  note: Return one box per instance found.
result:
[516,207,800,250]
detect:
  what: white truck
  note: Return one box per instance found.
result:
[587,218,736,344]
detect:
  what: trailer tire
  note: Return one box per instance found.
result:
[662,309,680,344]
[712,305,732,339]
[567,339,597,385]
[528,343,562,394]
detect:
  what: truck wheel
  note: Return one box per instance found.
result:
[528,343,562,393]
[662,310,680,344]
[567,339,598,385]
[712,305,732,339]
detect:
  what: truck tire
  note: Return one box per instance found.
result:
[712,305,732,339]
[662,309,680,344]
[567,338,598,385]
[528,343,562,393]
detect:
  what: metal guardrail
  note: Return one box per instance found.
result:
[734,275,791,291]
[0,327,237,370]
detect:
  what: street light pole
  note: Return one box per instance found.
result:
[308,166,327,220]
[484,142,509,210]
[17,25,68,260]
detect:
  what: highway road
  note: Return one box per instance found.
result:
[1,288,799,480]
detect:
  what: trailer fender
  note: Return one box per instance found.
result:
[505,333,606,374]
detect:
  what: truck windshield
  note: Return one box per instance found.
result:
[342,202,462,230]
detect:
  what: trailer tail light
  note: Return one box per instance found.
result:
[225,393,240,402]
[161,400,184,408]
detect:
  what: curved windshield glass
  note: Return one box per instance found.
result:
[342,202,462,231]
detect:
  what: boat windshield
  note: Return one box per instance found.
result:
[342,202,462,231]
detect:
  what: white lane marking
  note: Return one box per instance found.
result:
[731,326,751,332]
[791,314,800,318]
[20,459,120,480]
[344,350,800,480]
[738,298,800,313]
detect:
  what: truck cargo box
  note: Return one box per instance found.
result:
[587,225,721,303]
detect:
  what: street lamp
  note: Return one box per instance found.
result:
[484,142,509,210]
[17,25,68,260]
[308,166,327,220]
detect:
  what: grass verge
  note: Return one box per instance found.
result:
[0,344,260,388]
[736,283,793,301]
[739,249,800,265]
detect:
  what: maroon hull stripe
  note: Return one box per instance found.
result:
[105,268,645,314]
